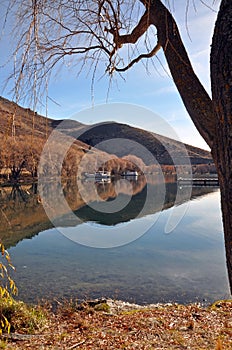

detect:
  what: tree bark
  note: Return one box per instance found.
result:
[211,0,232,292]
[146,0,216,148]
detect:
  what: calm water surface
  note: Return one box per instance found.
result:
[0,178,230,304]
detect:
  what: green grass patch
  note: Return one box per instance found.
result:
[0,297,47,333]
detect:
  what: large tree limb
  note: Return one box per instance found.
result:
[149,0,215,148]
[105,9,150,48]
[111,0,216,148]
[116,9,150,47]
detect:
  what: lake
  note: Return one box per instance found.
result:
[0,176,230,305]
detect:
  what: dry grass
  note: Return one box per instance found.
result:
[1,299,231,349]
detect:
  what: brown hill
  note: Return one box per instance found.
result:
[0,97,91,180]
[75,121,213,165]
[0,96,53,138]
[0,96,213,178]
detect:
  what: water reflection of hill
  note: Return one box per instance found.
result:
[74,181,216,226]
[0,178,218,248]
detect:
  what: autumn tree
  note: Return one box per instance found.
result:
[2,0,232,291]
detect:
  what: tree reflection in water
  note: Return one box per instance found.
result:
[0,176,218,248]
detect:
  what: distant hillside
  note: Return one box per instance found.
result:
[0,97,91,181]
[0,97,214,181]
[0,96,53,138]
[0,96,85,138]
[76,122,213,165]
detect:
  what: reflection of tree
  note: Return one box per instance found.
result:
[96,176,148,200]
[0,179,218,249]
[75,179,217,226]
[3,184,37,209]
[0,184,46,248]
[9,184,28,202]
[74,175,149,207]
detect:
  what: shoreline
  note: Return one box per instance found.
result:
[0,172,219,187]
[2,297,232,349]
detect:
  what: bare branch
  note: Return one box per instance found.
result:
[113,42,161,73]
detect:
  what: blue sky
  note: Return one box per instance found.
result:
[0,1,219,150]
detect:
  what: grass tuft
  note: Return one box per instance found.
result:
[0,297,47,333]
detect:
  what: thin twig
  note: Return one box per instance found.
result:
[67,340,86,349]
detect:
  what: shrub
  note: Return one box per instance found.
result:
[0,242,17,334]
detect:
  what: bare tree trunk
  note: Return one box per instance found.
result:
[211,0,232,292]
[212,135,232,291]
[218,178,232,290]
